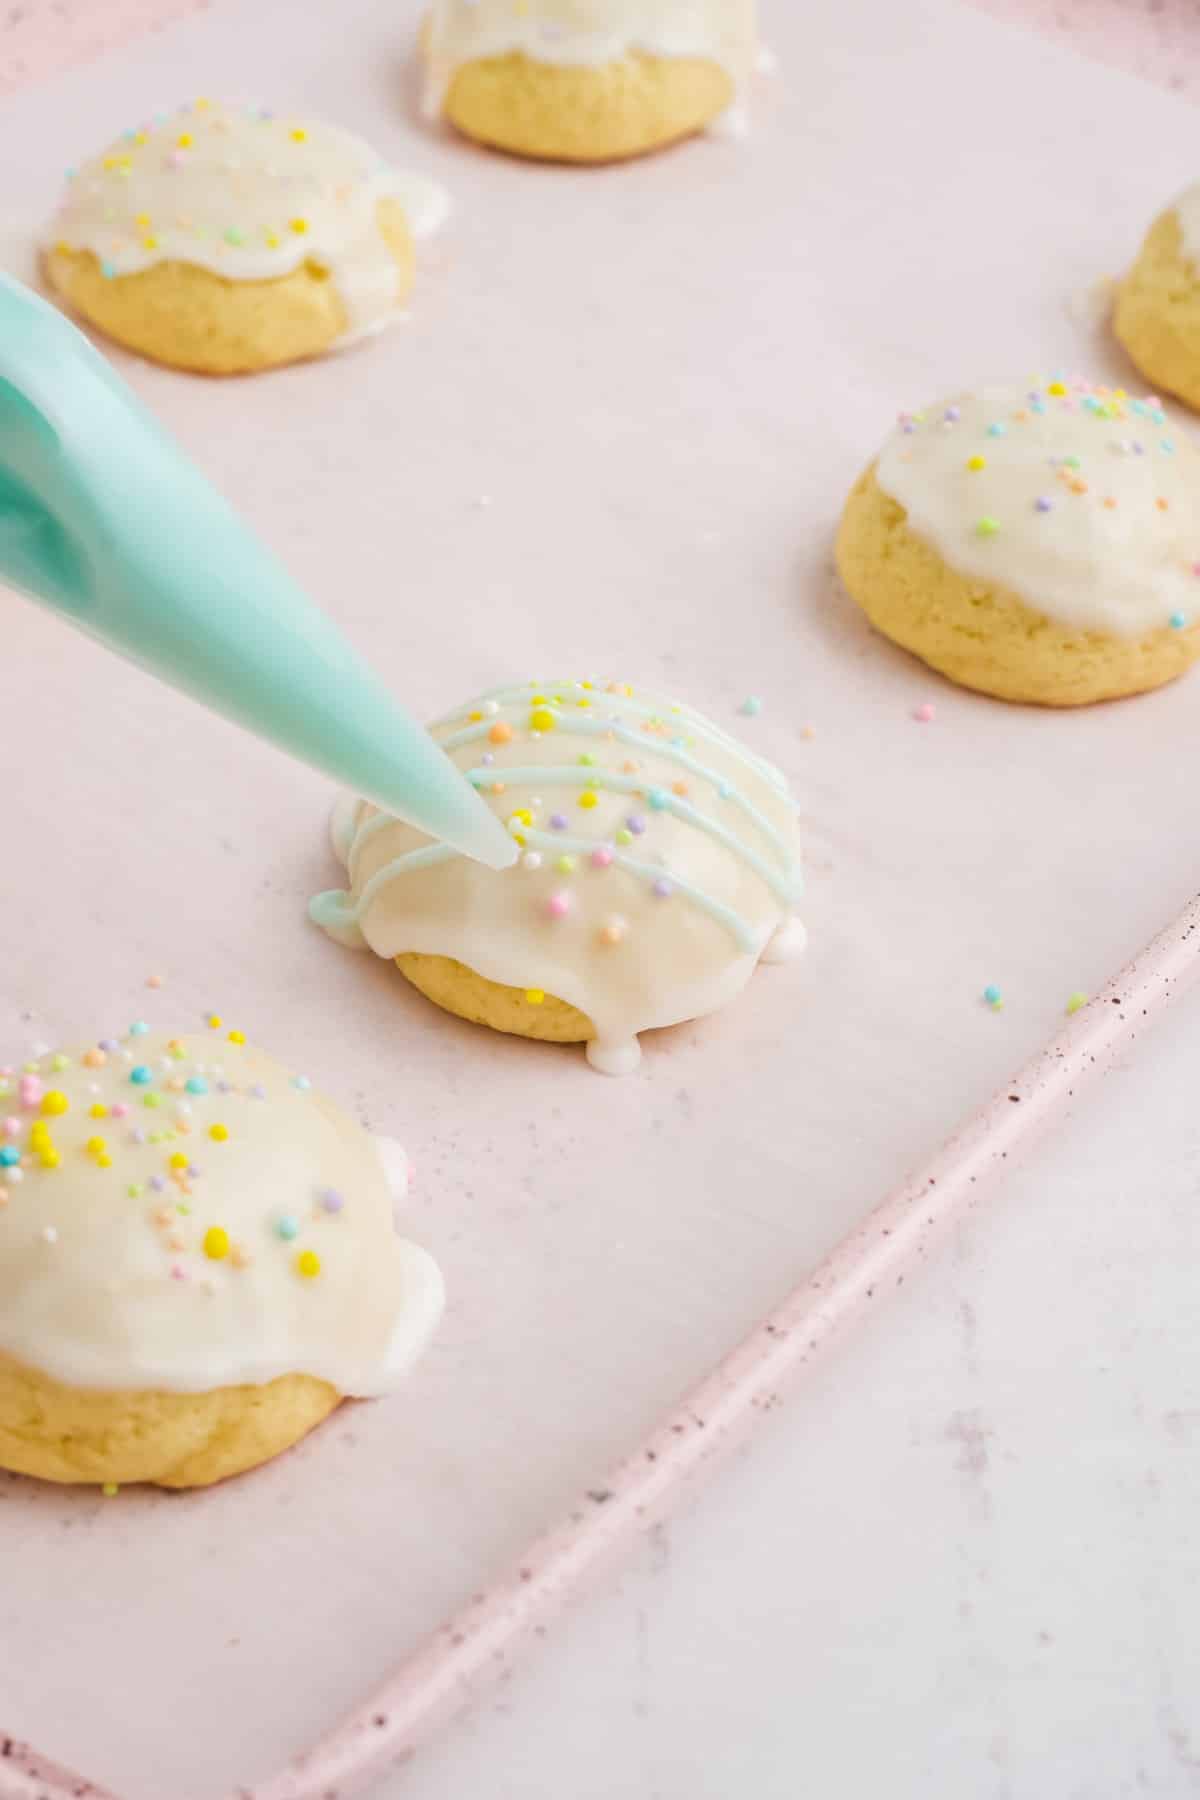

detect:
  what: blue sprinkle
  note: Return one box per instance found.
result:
[718,781,734,799]
[0,1146,19,1168]
[1030,396,1046,414]
[986,423,1006,437]
[739,696,762,717]
[100,261,116,280]
[130,1065,152,1085]
[647,788,669,811]
[1170,611,1188,630]
[982,984,1002,1007]
[276,1216,300,1241]
[129,1021,149,1037]
[292,1076,311,1092]
[1161,438,1175,454]
[185,1077,208,1095]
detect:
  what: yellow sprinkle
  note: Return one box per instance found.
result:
[135,212,150,227]
[966,455,986,472]
[169,1151,189,1170]
[38,1148,61,1170]
[41,1091,69,1116]
[206,1014,222,1029]
[90,1103,107,1119]
[525,989,545,1006]
[1047,380,1067,396]
[193,97,210,109]
[30,1120,50,1143]
[578,791,599,810]
[227,1030,245,1046]
[203,1226,230,1261]
[209,1123,229,1142]
[290,127,307,141]
[529,707,556,732]
[176,132,192,148]
[531,694,547,705]
[469,710,483,722]
[96,1153,112,1169]
[289,217,308,235]
[85,1137,107,1155]
[576,698,591,709]
[101,1483,119,1498]
[264,230,280,248]
[296,1249,321,1279]
[142,235,158,250]
[510,808,533,827]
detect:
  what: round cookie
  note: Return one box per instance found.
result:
[311,678,805,1075]
[1115,191,1200,412]
[421,0,757,163]
[43,100,449,374]
[835,379,1200,707]
[0,1024,443,1487]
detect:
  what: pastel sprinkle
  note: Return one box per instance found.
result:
[130,1066,153,1085]
[185,1077,208,1095]
[276,1216,300,1241]
[521,852,543,871]
[652,879,673,899]
[0,1147,19,1168]
[203,1226,230,1261]
[626,815,646,835]
[591,846,614,868]
[1066,992,1089,1015]
[549,813,568,831]
[739,696,762,717]
[546,891,571,919]
[647,788,669,811]
[1170,612,1188,630]
[913,702,936,723]
[530,708,557,733]
[982,984,1003,1009]
[488,721,513,745]
[598,918,627,947]
[292,1076,311,1092]
[578,791,599,811]
[320,1188,344,1214]
[555,855,576,874]
[975,517,1000,538]
[525,990,545,1006]
[296,1250,321,1279]
[966,455,986,472]
[1035,496,1053,512]
[209,1123,229,1142]
[128,1021,149,1037]
[40,1090,69,1116]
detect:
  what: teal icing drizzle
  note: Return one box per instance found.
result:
[439,715,792,875]
[315,680,802,955]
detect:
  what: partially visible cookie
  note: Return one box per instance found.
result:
[1115,190,1200,412]
[0,1024,443,1487]
[836,379,1200,706]
[422,0,756,163]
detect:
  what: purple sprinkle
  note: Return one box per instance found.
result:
[251,1083,267,1099]
[216,1080,231,1093]
[188,1164,201,1178]
[1133,441,1145,456]
[653,878,674,899]
[550,813,568,831]
[626,814,646,836]
[481,752,495,766]
[943,406,960,422]
[131,1129,146,1145]
[150,1175,166,1193]
[1035,496,1053,512]
[99,1039,118,1052]
[321,1188,345,1214]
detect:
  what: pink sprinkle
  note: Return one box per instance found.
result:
[146,973,165,989]
[913,702,936,723]
[1191,563,1200,578]
[590,846,615,869]
[170,1263,187,1281]
[2,1118,19,1138]
[111,1103,129,1119]
[546,891,571,920]
[167,151,185,168]
[18,1076,42,1109]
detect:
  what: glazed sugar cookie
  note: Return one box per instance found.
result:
[1115,188,1200,412]
[43,100,449,374]
[0,1024,443,1488]
[311,678,804,1075]
[836,379,1200,706]
[422,0,757,163]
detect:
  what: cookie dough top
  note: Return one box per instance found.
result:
[0,1026,443,1395]
[423,0,757,115]
[311,678,804,1075]
[44,99,448,342]
[875,379,1200,638]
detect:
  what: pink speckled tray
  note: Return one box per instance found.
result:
[2,2,1200,1797]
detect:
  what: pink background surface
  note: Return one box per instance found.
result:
[1,2,1200,1798]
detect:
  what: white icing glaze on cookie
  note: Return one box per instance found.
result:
[422,0,758,125]
[311,679,804,1075]
[44,101,450,345]
[0,1030,443,1395]
[875,379,1200,638]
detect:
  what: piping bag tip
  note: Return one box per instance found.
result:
[0,274,516,871]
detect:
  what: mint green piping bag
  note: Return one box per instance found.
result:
[0,274,514,870]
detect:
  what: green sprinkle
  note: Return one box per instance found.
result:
[976,517,1000,538]
[143,1092,163,1109]
[577,753,596,766]
[1066,991,1088,1015]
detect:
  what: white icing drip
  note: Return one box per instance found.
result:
[422,0,757,126]
[311,679,804,1073]
[44,101,450,347]
[875,379,1200,638]
[0,1034,443,1396]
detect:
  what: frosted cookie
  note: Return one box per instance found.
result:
[311,678,804,1074]
[835,379,1200,707]
[43,99,450,374]
[422,0,757,164]
[0,1021,443,1488]
[1115,187,1200,413]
